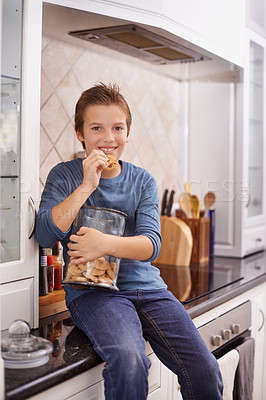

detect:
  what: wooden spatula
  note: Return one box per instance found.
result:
[204,192,216,216]
[179,192,193,218]
[190,194,200,218]
[184,182,192,195]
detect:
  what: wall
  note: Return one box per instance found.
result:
[40,34,185,202]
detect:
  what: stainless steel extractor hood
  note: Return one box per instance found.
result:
[68,24,211,65]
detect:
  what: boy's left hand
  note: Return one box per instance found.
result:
[67,227,106,263]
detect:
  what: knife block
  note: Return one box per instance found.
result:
[154,216,193,267]
[176,211,210,264]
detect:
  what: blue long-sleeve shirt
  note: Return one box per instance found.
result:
[35,158,166,306]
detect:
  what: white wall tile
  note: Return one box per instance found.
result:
[40,93,69,144]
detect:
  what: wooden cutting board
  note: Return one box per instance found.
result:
[154,216,193,267]
[152,216,193,301]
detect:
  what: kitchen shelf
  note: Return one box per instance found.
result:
[39,289,67,319]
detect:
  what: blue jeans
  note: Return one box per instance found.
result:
[68,288,223,400]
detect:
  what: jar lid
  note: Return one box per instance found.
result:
[1,320,52,369]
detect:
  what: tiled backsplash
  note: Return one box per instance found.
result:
[40,35,185,201]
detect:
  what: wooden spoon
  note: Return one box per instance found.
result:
[179,192,193,218]
[204,192,216,216]
[184,182,192,195]
[190,194,200,219]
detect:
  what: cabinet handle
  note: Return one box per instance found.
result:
[245,192,250,208]
[28,196,37,239]
[258,309,265,332]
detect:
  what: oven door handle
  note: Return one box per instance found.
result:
[258,309,265,332]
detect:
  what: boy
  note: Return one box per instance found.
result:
[35,83,223,400]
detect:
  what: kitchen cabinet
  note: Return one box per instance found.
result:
[242,29,266,239]
[231,28,266,258]
[26,344,170,400]
[188,26,266,258]
[0,0,42,329]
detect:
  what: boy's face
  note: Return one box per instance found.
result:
[76,104,129,161]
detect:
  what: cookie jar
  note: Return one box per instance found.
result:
[62,206,127,290]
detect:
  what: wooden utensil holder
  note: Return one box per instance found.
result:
[176,211,210,264]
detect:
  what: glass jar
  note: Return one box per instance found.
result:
[62,206,127,290]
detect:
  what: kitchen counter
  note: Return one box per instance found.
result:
[4,252,266,400]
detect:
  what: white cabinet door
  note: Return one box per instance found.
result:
[188,29,266,258]
[187,79,243,257]
[28,346,169,400]
[66,381,104,400]
[0,278,34,330]
[0,0,42,328]
[147,360,169,400]
[241,29,266,257]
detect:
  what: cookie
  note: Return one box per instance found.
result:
[91,268,106,276]
[83,271,99,283]
[110,262,117,273]
[79,263,88,272]
[67,255,118,288]
[106,267,115,280]
[95,258,109,271]
[71,276,87,282]
[99,273,113,285]
[68,263,83,276]
[105,155,118,170]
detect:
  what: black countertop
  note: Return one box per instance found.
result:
[4,252,266,400]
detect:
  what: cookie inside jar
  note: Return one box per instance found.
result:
[63,255,119,290]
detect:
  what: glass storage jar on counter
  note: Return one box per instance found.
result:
[62,206,127,290]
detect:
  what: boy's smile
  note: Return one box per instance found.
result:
[76,104,129,176]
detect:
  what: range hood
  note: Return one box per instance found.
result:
[68,24,211,65]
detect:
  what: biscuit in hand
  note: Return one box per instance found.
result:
[105,155,118,170]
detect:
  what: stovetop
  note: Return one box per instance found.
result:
[153,251,266,308]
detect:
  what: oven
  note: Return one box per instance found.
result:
[198,300,251,356]
[197,301,254,398]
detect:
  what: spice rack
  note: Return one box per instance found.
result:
[39,242,66,319]
[39,289,67,319]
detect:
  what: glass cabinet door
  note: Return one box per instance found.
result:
[0,0,23,263]
[247,40,264,218]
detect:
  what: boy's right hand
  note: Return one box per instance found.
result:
[81,150,108,192]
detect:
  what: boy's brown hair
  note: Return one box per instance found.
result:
[75,83,132,149]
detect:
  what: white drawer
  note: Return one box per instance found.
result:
[243,225,266,256]
[0,278,34,330]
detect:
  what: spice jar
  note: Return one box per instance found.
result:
[39,246,48,296]
[47,255,54,292]
[52,242,63,290]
